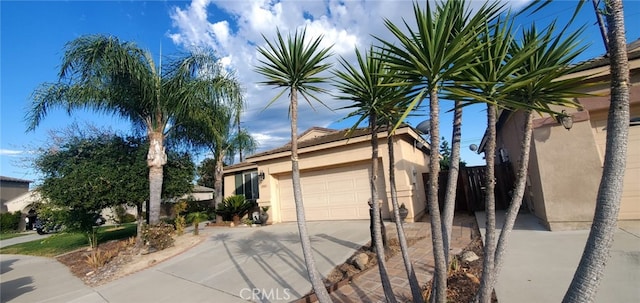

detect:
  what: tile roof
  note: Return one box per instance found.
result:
[247,124,411,159]
[572,38,640,73]
[0,176,33,183]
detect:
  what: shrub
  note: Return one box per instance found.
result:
[0,211,22,232]
[216,195,256,221]
[111,205,137,225]
[141,222,175,251]
[85,249,115,270]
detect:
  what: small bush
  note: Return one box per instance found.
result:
[216,195,256,221]
[174,216,186,236]
[85,249,115,270]
[141,223,175,251]
[0,211,22,231]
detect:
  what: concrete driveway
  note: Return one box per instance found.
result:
[1,220,371,303]
[476,211,640,303]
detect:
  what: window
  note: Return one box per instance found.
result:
[235,171,259,201]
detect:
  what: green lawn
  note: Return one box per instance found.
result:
[0,232,29,241]
[0,224,137,257]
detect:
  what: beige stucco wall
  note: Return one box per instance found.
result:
[1,180,30,213]
[223,128,430,224]
[532,119,603,230]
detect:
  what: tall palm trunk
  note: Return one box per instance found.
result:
[388,131,423,303]
[563,1,629,301]
[147,131,167,224]
[370,114,397,303]
[427,89,447,303]
[290,88,332,303]
[478,104,497,303]
[442,101,463,265]
[214,151,225,208]
[491,110,533,285]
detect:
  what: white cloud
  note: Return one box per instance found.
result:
[168,0,529,157]
[0,149,23,156]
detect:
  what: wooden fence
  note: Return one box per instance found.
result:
[422,163,515,213]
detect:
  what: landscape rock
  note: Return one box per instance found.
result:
[461,251,479,262]
[350,253,369,271]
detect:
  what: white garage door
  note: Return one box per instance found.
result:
[278,163,383,222]
[592,115,640,219]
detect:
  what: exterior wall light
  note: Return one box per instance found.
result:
[556,110,574,130]
[258,171,265,182]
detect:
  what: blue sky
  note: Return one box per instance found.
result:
[2,0,640,183]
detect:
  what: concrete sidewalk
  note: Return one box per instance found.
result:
[1,221,371,303]
[476,211,640,303]
[0,232,52,249]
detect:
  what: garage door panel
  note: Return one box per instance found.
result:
[278,163,381,222]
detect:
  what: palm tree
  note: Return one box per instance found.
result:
[27,35,240,224]
[377,1,502,301]
[449,17,589,302]
[173,99,257,209]
[333,47,417,303]
[489,22,590,292]
[254,28,333,303]
[563,0,630,301]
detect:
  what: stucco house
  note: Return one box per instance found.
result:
[223,125,431,224]
[483,39,640,231]
[0,176,32,213]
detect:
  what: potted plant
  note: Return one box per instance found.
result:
[399,203,409,223]
[259,206,270,226]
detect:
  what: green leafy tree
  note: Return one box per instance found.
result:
[33,126,194,245]
[197,158,217,188]
[333,47,416,302]
[27,34,237,224]
[255,28,333,303]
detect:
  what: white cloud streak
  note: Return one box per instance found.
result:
[168,0,530,157]
[0,149,23,156]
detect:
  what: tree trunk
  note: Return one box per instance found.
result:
[135,201,144,249]
[147,131,167,225]
[388,131,423,303]
[563,1,629,301]
[491,110,533,285]
[214,152,224,208]
[427,89,447,303]
[289,88,332,303]
[442,100,463,266]
[370,114,397,303]
[478,104,497,303]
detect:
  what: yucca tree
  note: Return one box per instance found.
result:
[490,22,590,291]
[333,47,417,303]
[449,16,590,302]
[255,28,333,303]
[377,1,503,301]
[26,35,239,224]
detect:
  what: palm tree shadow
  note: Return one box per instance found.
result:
[212,233,259,292]
[1,258,18,274]
[231,230,317,298]
[0,276,34,302]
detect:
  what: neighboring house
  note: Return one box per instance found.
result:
[223,125,431,224]
[182,185,214,202]
[481,39,640,231]
[1,176,32,213]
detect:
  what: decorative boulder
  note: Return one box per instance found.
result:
[461,251,479,262]
[350,253,369,271]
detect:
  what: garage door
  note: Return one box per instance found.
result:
[592,114,640,219]
[278,163,384,222]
